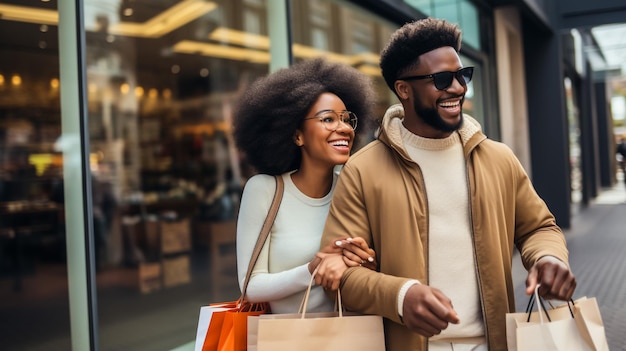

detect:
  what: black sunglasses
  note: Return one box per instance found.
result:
[399,67,474,91]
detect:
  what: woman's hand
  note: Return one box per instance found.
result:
[310,237,378,290]
[335,237,377,270]
[319,237,347,254]
[312,253,347,290]
[309,239,345,274]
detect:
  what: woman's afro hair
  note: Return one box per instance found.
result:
[233,58,376,175]
[380,18,462,95]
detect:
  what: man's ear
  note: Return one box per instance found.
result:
[394,80,411,101]
[293,130,303,146]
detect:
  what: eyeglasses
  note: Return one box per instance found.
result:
[303,110,358,131]
[398,66,474,91]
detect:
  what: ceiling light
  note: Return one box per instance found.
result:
[135,86,144,97]
[357,65,381,77]
[11,74,22,86]
[148,88,158,99]
[351,52,379,65]
[0,1,217,38]
[207,27,381,67]
[292,44,352,65]
[209,28,270,49]
[173,40,270,63]
[0,4,58,25]
[110,0,217,38]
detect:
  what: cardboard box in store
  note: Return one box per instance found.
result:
[142,219,160,260]
[138,261,162,294]
[160,219,191,254]
[162,254,191,288]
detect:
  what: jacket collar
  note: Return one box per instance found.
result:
[377,104,486,159]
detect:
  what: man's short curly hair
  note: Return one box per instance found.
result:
[233,58,376,175]
[380,18,462,95]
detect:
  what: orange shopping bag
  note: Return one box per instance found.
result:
[194,175,282,351]
[194,302,233,351]
[203,300,268,351]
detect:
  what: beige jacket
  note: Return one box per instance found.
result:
[321,104,569,351]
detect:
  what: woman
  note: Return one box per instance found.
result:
[234,58,376,313]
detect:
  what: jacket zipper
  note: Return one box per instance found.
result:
[465,145,489,347]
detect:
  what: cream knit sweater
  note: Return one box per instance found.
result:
[399,120,484,340]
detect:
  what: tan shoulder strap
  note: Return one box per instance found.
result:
[241,175,284,298]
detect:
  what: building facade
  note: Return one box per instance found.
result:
[0,0,623,350]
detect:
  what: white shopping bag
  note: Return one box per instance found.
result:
[193,304,232,351]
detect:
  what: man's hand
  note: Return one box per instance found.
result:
[526,256,576,300]
[402,284,460,337]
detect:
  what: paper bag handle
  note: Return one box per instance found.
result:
[526,284,575,323]
[300,266,343,318]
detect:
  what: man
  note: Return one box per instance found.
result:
[320,18,576,351]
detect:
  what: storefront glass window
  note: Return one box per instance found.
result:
[403,0,481,50]
[1,0,487,349]
[81,0,273,349]
[0,0,71,349]
[291,0,400,141]
[459,55,485,126]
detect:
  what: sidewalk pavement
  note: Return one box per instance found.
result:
[512,179,626,350]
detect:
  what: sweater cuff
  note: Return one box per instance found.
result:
[397,279,421,317]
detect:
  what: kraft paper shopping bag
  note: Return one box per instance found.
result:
[248,311,343,351]
[570,297,609,351]
[255,312,385,351]
[250,267,385,351]
[506,286,608,351]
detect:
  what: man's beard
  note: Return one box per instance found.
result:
[414,98,464,133]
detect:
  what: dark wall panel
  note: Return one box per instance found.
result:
[523,24,572,228]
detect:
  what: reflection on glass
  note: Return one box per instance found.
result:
[403,0,481,50]
[291,0,399,142]
[459,55,484,128]
[81,0,273,349]
[0,0,402,349]
[0,1,70,349]
[565,77,583,204]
